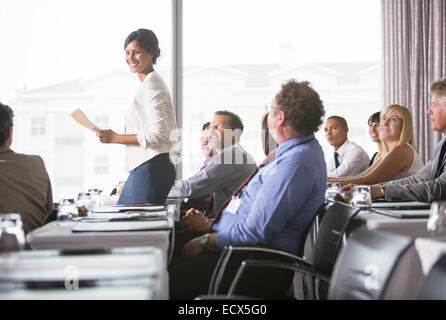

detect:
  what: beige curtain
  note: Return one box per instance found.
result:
[382,0,446,163]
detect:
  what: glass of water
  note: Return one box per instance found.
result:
[57,198,79,225]
[351,185,372,208]
[77,192,93,217]
[427,201,446,238]
[88,189,103,210]
[326,182,341,200]
[0,213,26,252]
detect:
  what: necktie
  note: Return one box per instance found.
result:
[435,140,446,178]
[209,148,277,230]
[334,152,340,169]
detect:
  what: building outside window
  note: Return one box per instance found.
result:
[94,156,109,175]
[31,117,46,136]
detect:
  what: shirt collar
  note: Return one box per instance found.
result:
[277,134,315,158]
[335,140,349,155]
[0,145,12,153]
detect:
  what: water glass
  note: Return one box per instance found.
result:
[57,198,79,225]
[427,201,446,238]
[0,213,26,252]
[77,192,93,216]
[88,189,103,210]
[351,185,372,208]
[326,182,341,199]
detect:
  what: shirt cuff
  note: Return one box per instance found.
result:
[167,180,192,198]
[215,229,230,251]
[136,132,147,149]
[383,185,401,201]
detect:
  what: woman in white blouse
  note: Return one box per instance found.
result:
[328,104,423,187]
[95,29,177,205]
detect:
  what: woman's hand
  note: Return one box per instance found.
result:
[341,183,356,191]
[96,129,117,144]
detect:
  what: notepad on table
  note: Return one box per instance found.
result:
[72,220,170,232]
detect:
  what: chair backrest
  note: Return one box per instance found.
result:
[416,254,446,300]
[312,202,360,276]
[328,227,414,300]
[298,201,329,260]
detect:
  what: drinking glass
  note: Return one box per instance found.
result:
[0,213,26,252]
[351,185,372,208]
[88,189,103,210]
[57,198,79,225]
[427,201,446,238]
[326,182,341,199]
[77,192,93,216]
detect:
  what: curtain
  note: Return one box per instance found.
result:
[382,0,446,163]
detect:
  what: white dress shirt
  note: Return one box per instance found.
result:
[326,140,370,177]
[125,71,178,171]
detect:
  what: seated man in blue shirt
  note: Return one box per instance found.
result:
[169,79,327,299]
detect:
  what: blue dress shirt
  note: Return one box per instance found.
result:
[212,134,327,255]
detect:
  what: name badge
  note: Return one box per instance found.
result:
[225,197,242,214]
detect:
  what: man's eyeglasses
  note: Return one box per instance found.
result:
[208,124,231,130]
[265,104,278,113]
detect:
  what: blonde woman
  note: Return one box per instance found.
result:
[328,104,423,186]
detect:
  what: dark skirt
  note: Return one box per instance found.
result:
[117,153,176,205]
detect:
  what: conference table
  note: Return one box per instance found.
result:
[331,199,446,299]
[26,203,177,262]
[22,202,180,300]
[340,200,432,238]
[0,246,165,299]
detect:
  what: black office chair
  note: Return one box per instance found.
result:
[227,227,418,300]
[205,201,360,299]
[416,254,446,300]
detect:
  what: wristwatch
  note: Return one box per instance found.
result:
[200,233,210,251]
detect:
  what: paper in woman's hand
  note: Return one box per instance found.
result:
[71,109,100,131]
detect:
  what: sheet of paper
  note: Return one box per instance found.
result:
[92,206,165,213]
[71,109,100,131]
[72,220,170,232]
[370,201,431,209]
[86,210,167,220]
[373,208,431,218]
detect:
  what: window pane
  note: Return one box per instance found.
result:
[0,0,172,200]
[183,0,382,177]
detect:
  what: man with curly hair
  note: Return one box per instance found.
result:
[169,79,327,299]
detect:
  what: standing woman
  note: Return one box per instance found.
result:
[95,29,177,205]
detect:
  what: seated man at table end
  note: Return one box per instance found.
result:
[168,110,256,221]
[0,102,53,232]
[343,78,446,202]
[169,79,327,299]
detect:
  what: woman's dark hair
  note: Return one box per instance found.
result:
[124,29,161,64]
[368,111,381,125]
[0,102,14,145]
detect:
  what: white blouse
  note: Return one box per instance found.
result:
[125,71,178,171]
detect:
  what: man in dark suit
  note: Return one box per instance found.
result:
[0,102,53,232]
[345,78,446,202]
